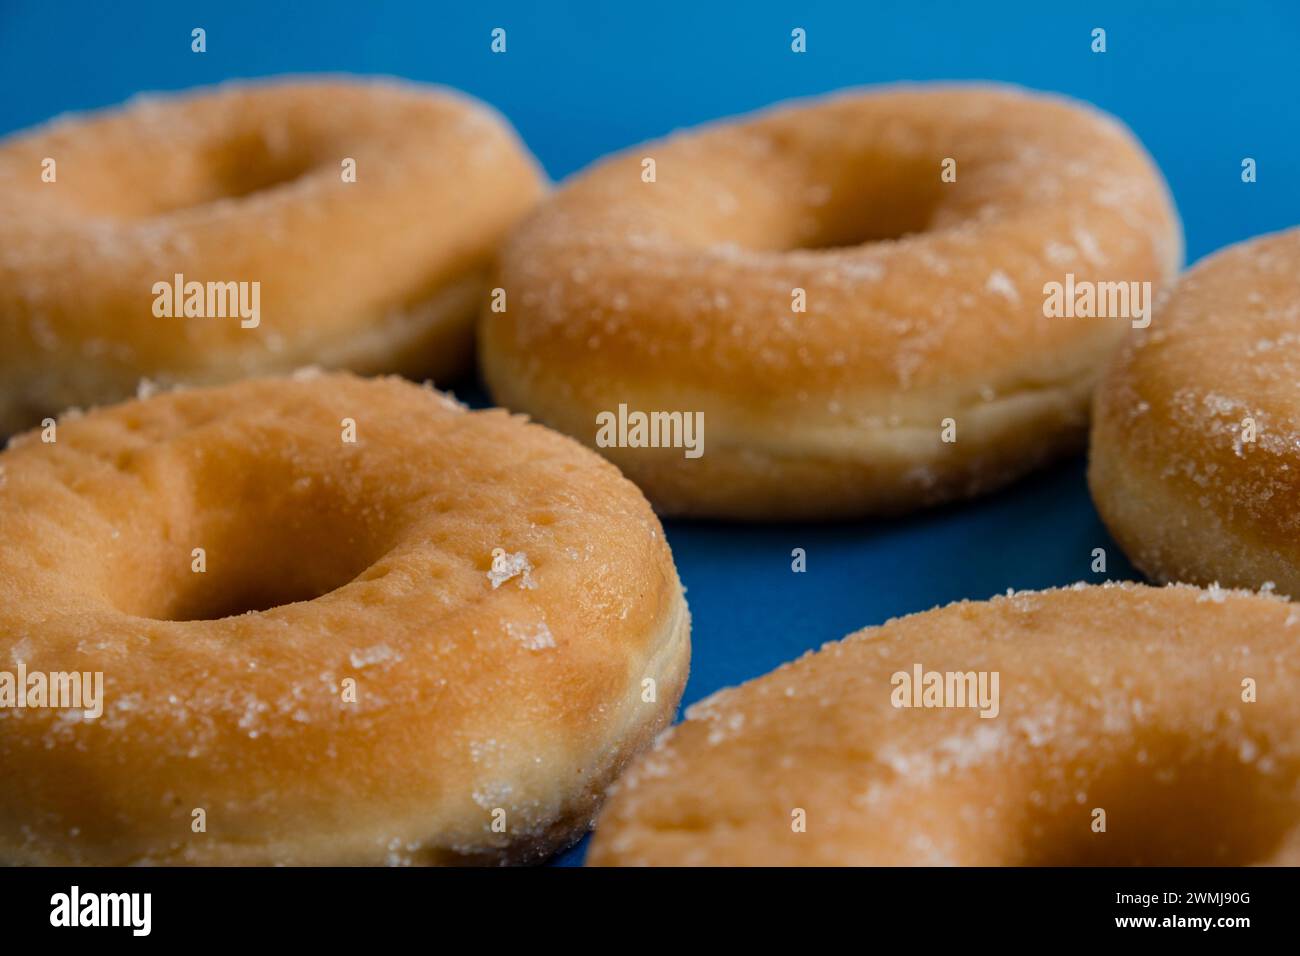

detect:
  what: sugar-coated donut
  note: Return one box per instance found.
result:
[0,78,546,435]
[1091,227,1300,595]
[480,84,1181,519]
[0,372,689,865]
[589,583,1300,866]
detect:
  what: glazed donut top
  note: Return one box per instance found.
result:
[590,583,1300,866]
[0,78,544,402]
[0,372,685,864]
[1094,227,1300,560]
[489,84,1180,415]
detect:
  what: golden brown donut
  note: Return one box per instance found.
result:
[589,583,1300,866]
[1091,227,1300,595]
[0,78,546,435]
[0,372,689,865]
[480,84,1181,519]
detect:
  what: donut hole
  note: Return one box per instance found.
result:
[198,132,320,205]
[107,452,394,622]
[690,147,949,253]
[788,159,946,251]
[160,547,370,622]
[66,132,322,219]
[144,520,382,624]
[1016,734,1294,866]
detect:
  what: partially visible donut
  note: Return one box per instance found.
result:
[0,78,546,434]
[480,84,1181,519]
[1090,227,1300,595]
[589,583,1300,866]
[0,372,689,865]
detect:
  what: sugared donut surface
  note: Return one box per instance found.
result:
[1090,227,1300,595]
[0,372,689,865]
[480,84,1181,519]
[589,583,1300,865]
[0,78,546,435]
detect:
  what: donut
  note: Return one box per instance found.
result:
[589,583,1300,866]
[0,78,546,435]
[0,371,689,865]
[1090,227,1300,595]
[480,84,1182,519]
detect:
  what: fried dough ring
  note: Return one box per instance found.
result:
[481,85,1181,518]
[591,583,1299,865]
[1091,227,1300,594]
[0,78,546,434]
[0,372,689,865]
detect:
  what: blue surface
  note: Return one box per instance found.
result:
[3,1,1298,866]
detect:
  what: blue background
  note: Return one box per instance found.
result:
[3,1,1297,865]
